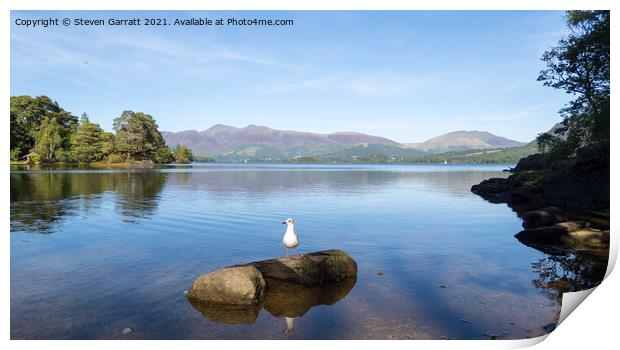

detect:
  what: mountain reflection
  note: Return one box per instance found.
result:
[10,165,504,234]
[10,171,168,233]
[165,168,503,197]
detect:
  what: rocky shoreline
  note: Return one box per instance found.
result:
[471,143,609,254]
[514,207,609,255]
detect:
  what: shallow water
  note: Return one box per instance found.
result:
[10,163,607,339]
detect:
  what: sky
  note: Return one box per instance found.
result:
[10,10,572,143]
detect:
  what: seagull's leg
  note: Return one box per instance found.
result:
[286,248,289,257]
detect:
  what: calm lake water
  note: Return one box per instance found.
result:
[10,163,607,339]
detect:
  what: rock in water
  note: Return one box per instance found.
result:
[187,250,357,306]
[522,207,567,228]
[250,249,357,287]
[515,221,609,251]
[187,265,266,305]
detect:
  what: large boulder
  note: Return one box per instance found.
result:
[186,250,358,325]
[187,265,266,305]
[250,249,357,287]
[187,250,357,306]
[515,221,609,251]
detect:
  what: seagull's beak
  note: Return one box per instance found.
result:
[282,221,287,224]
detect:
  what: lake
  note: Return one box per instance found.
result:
[10,163,607,339]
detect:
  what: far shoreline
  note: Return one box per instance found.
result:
[10,161,516,168]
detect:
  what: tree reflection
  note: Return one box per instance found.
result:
[10,171,168,233]
[111,172,167,222]
[531,252,607,303]
[528,249,607,332]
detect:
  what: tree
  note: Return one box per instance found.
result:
[70,113,115,162]
[154,146,175,164]
[112,110,170,162]
[173,145,193,163]
[33,116,64,162]
[10,96,78,158]
[537,10,609,155]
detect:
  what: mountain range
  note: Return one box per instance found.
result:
[161,124,527,162]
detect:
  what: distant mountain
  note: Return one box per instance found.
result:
[162,124,405,160]
[162,125,527,161]
[402,130,526,153]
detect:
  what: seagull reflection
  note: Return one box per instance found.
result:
[285,317,294,334]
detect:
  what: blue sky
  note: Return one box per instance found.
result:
[11,10,571,143]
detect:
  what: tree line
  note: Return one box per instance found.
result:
[10,96,193,164]
[536,10,609,157]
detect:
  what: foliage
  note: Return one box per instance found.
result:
[10,96,190,164]
[10,95,78,159]
[10,148,21,162]
[106,153,126,163]
[33,116,65,162]
[173,145,193,163]
[192,156,216,163]
[537,10,609,156]
[153,146,175,164]
[292,156,320,163]
[113,111,171,161]
[70,114,115,163]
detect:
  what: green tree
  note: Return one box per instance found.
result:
[154,146,175,164]
[33,116,64,162]
[112,110,170,163]
[537,10,609,155]
[173,145,193,163]
[10,95,78,158]
[70,113,115,162]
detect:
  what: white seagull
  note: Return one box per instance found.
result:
[281,218,299,257]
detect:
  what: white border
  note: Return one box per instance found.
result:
[3,1,617,349]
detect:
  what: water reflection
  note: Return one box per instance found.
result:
[10,171,168,232]
[285,317,295,334]
[10,166,502,234]
[165,168,505,197]
[187,277,356,332]
[528,250,607,333]
[12,164,608,339]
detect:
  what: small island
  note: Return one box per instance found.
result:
[10,98,195,167]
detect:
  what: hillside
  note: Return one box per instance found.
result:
[162,125,527,162]
[403,130,526,152]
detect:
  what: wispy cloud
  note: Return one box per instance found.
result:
[257,72,447,97]
[96,32,297,68]
[11,26,299,87]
